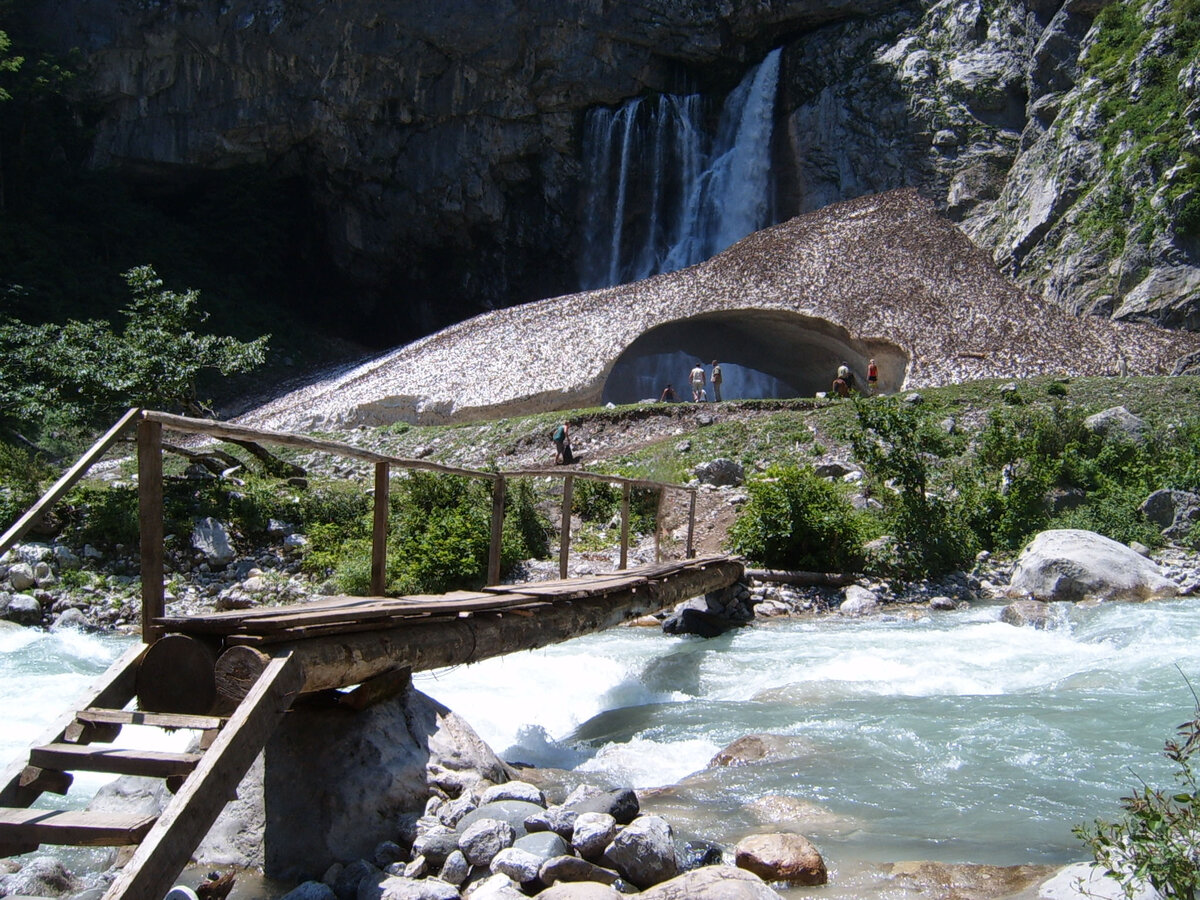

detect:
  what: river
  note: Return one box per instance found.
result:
[3,596,1199,898]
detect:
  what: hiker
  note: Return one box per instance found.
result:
[690,361,707,401]
[837,363,857,393]
[867,358,878,394]
[711,360,723,401]
[551,421,571,464]
[660,383,678,402]
[831,375,850,398]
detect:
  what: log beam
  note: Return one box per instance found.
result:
[214,558,743,703]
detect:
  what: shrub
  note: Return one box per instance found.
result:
[0,440,50,530]
[1074,699,1200,900]
[729,465,865,572]
[573,479,619,522]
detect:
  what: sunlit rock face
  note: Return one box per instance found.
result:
[238,191,1200,430]
[31,0,1200,339]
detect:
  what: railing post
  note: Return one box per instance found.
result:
[686,490,696,559]
[654,487,664,563]
[619,482,631,571]
[138,417,165,644]
[487,475,506,586]
[371,462,390,596]
[559,475,574,580]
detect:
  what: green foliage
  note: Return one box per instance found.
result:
[848,398,976,576]
[0,439,50,529]
[1075,699,1200,900]
[0,266,268,431]
[729,464,866,572]
[573,479,619,523]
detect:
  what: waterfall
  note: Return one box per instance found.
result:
[579,48,782,290]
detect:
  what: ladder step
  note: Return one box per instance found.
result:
[29,744,202,779]
[75,707,226,731]
[0,807,156,846]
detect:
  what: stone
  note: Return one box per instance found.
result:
[357,873,460,900]
[694,459,745,487]
[1000,599,1049,629]
[1037,861,1159,900]
[489,846,544,884]
[734,833,828,885]
[459,817,516,867]
[459,800,543,838]
[438,850,470,886]
[334,859,379,900]
[889,860,1055,900]
[571,812,617,859]
[2,855,81,897]
[467,873,527,900]
[929,595,958,610]
[1010,529,1181,603]
[540,855,621,886]
[538,883,626,899]
[374,841,406,868]
[840,584,881,616]
[50,607,91,632]
[7,562,36,591]
[192,517,237,565]
[4,593,43,626]
[709,734,808,768]
[601,815,678,888]
[661,604,734,637]
[1083,406,1146,443]
[480,780,545,807]
[525,804,578,838]
[1139,488,1200,539]
[638,866,785,899]
[280,883,337,900]
[411,826,459,868]
[566,788,639,825]
[189,687,513,880]
[514,830,570,864]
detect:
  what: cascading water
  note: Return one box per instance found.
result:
[578,49,784,400]
[579,48,782,291]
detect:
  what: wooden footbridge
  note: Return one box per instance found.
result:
[0,410,743,899]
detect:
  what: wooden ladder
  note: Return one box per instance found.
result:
[0,644,302,900]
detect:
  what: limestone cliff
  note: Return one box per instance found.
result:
[28,0,1200,335]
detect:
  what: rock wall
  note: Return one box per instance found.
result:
[28,0,1200,335]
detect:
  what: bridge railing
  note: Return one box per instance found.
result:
[2,410,698,645]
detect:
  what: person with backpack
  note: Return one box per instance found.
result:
[689,362,707,401]
[711,360,723,401]
[551,421,571,464]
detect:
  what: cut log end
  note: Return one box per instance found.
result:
[136,634,218,715]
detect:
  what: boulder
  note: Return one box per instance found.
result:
[889,861,1055,900]
[566,788,639,825]
[357,873,460,900]
[4,592,43,626]
[1000,599,1050,629]
[438,851,469,886]
[571,812,617,859]
[192,517,237,565]
[7,562,36,591]
[279,883,337,900]
[411,826,459,868]
[840,584,881,616]
[1083,407,1146,443]
[459,818,516,867]
[601,815,678,888]
[709,734,806,768]
[514,830,571,865]
[489,846,544,884]
[694,459,744,487]
[539,855,621,887]
[481,780,545,806]
[1139,489,1200,539]
[734,833,827,885]
[467,873,527,899]
[188,686,512,880]
[1037,861,1159,900]
[0,855,80,897]
[537,882,625,899]
[1009,529,1180,603]
[661,603,735,637]
[638,866,786,899]
[459,800,544,838]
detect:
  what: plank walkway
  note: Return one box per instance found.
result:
[0,554,743,900]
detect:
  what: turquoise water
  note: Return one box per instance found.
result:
[5,596,1199,898]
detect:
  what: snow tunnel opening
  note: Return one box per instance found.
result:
[600,310,909,405]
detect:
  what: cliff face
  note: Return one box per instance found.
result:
[29,0,1200,336]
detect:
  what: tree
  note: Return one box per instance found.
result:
[0,266,269,433]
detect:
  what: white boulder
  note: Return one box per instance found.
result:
[1009,530,1180,603]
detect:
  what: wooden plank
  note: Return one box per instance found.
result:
[0,408,141,559]
[487,475,505,586]
[101,652,305,900]
[75,709,226,731]
[559,474,573,580]
[371,462,389,597]
[0,643,145,809]
[142,411,497,481]
[138,417,165,644]
[0,808,157,847]
[29,745,201,779]
[620,482,631,571]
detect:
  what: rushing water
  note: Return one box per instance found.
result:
[6,597,1199,897]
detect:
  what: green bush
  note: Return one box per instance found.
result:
[1075,700,1200,900]
[573,479,619,522]
[729,465,865,572]
[0,440,50,530]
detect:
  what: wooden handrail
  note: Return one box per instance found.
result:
[0,408,143,559]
